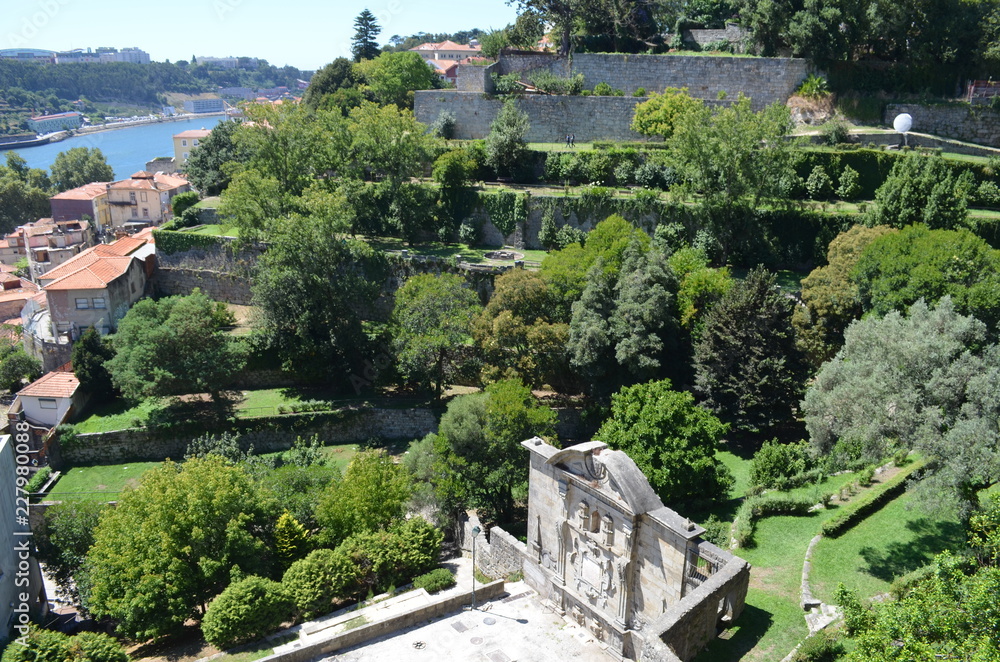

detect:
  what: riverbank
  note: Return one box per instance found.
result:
[38,112,229,146]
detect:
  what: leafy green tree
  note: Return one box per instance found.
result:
[793,224,896,367]
[303,58,358,109]
[315,449,411,546]
[0,174,50,235]
[256,464,339,530]
[282,548,361,618]
[49,147,113,192]
[485,99,529,179]
[837,165,862,200]
[805,165,833,199]
[217,169,286,243]
[667,247,733,334]
[106,290,245,401]
[0,347,41,392]
[514,0,581,55]
[352,9,382,62]
[392,273,481,397]
[336,517,442,593]
[968,493,1000,567]
[354,51,438,109]
[36,500,107,604]
[274,511,312,569]
[694,267,807,432]
[597,379,732,506]
[84,456,274,640]
[201,576,293,649]
[436,379,557,523]
[251,213,383,382]
[838,553,1000,661]
[170,190,199,217]
[631,88,705,140]
[866,154,968,230]
[803,297,1000,514]
[852,224,1000,333]
[345,101,434,186]
[1,628,127,662]
[71,326,115,403]
[432,149,476,238]
[184,120,253,195]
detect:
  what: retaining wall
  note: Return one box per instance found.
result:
[60,407,439,466]
[153,267,253,304]
[885,103,1000,148]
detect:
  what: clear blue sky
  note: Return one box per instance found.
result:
[4,0,519,70]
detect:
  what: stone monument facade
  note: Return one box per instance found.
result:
[518,437,750,661]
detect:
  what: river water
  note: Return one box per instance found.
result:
[8,115,226,180]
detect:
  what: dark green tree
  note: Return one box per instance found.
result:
[352,9,383,62]
[83,456,274,640]
[106,290,245,401]
[169,190,200,217]
[49,147,114,192]
[694,266,807,433]
[184,120,253,195]
[597,379,733,506]
[866,154,968,230]
[354,51,438,109]
[0,346,41,392]
[201,576,293,649]
[35,500,107,605]
[71,326,116,403]
[484,99,529,179]
[302,58,358,108]
[391,273,481,398]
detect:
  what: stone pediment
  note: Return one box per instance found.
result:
[540,440,664,515]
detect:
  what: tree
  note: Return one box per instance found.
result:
[303,58,358,109]
[694,266,807,432]
[803,298,1000,514]
[71,327,116,403]
[35,500,106,605]
[485,99,529,179]
[106,290,245,401]
[514,0,580,55]
[281,548,361,618]
[49,147,113,192]
[336,517,442,594]
[0,174,50,235]
[597,379,733,506]
[201,576,293,649]
[852,224,1000,333]
[273,512,311,569]
[84,456,273,640]
[1,628,127,662]
[170,190,200,217]
[436,379,557,524]
[866,154,968,230]
[354,51,438,109]
[792,224,896,367]
[184,120,253,195]
[315,449,411,546]
[0,347,41,392]
[345,102,434,186]
[667,247,733,335]
[352,9,382,62]
[392,273,481,397]
[251,213,383,382]
[631,88,705,140]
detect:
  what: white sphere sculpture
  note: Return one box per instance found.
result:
[893,113,913,133]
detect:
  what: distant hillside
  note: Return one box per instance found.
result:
[0,60,207,105]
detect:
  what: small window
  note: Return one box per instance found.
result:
[39,398,57,409]
[142,208,149,218]
[92,297,106,309]
[193,139,199,146]
[183,152,189,160]
[140,192,148,202]
[75,298,89,309]
[181,139,188,147]
[129,192,136,203]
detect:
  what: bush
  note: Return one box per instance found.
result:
[412,568,456,593]
[1,628,127,662]
[202,576,294,650]
[821,458,927,537]
[459,218,480,245]
[749,440,812,491]
[836,165,862,200]
[797,74,831,99]
[977,180,1000,208]
[430,111,456,139]
[170,191,200,217]
[820,119,850,146]
[633,87,647,97]
[805,165,833,200]
[282,548,362,619]
[857,465,876,487]
[337,517,442,594]
[593,82,614,96]
[69,633,129,662]
[527,71,583,95]
[25,466,52,494]
[790,629,845,662]
[555,225,586,249]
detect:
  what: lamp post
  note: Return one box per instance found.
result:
[471,525,481,610]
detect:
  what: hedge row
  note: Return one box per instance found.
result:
[820,458,928,538]
[152,229,231,255]
[733,494,817,548]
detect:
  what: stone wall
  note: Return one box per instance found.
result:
[460,514,526,580]
[59,407,439,466]
[153,267,253,304]
[885,103,1000,148]
[22,333,73,374]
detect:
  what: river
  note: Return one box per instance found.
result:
[8,115,227,180]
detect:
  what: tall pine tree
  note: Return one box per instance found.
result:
[352,9,382,62]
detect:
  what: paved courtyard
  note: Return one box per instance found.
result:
[323,581,612,662]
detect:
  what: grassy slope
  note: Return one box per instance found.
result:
[48,462,161,501]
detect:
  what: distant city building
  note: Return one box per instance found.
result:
[27,111,83,134]
[55,49,101,64]
[116,47,150,64]
[173,128,211,166]
[197,56,239,69]
[218,86,256,100]
[410,40,482,63]
[0,48,55,63]
[183,98,225,114]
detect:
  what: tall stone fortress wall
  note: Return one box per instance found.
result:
[417,52,811,142]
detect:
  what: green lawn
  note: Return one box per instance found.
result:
[809,489,964,603]
[718,449,752,499]
[47,462,161,501]
[183,223,238,237]
[194,196,221,209]
[73,399,164,433]
[730,267,810,293]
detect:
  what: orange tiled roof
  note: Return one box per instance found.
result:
[18,370,79,398]
[108,172,188,192]
[412,40,480,52]
[50,182,109,201]
[43,255,133,291]
[173,129,211,139]
[40,234,146,285]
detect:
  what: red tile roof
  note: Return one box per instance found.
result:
[174,129,211,139]
[411,40,480,52]
[18,371,79,398]
[39,234,147,287]
[50,182,110,201]
[43,255,133,291]
[108,172,188,192]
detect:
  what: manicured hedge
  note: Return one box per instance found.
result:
[152,229,230,255]
[733,494,817,548]
[820,458,928,538]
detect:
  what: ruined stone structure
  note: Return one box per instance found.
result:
[468,438,750,661]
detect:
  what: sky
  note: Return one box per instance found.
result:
[4,0,520,71]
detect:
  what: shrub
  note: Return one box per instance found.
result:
[836,165,862,200]
[893,449,910,466]
[412,568,456,593]
[458,218,480,245]
[613,160,636,186]
[790,629,845,662]
[283,548,361,618]
[337,517,443,594]
[820,119,850,146]
[170,191,200,217]
[68,632,129,662]
[430,111,456,139]
[797,74,831,99]
[700,514,731,548]
[1,628,127,662]
[202,576,294,650]
[25,466,52,494]
[805,165,833,200]
[749,440,812,491]
[633,87,647,97]
[821,458,927,537]
[527,71,583,95]
[593,82,614,96]
[976,180,1000,208]
[732,494,815,547]
[857,465,876,487]
[555,224,586,249]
